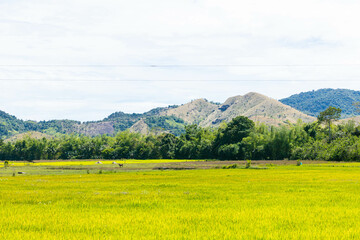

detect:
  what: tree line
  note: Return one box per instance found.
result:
[1,107,360,161]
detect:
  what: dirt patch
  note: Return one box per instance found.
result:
[153,167,196,170]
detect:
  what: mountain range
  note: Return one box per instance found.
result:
[280,88,360,118]
[0,92,314,139]
[1,89,359,139]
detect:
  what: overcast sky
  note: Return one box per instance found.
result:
[1,0,360,121]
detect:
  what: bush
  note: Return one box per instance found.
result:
[245,160,251,168]
[222,164,238,169]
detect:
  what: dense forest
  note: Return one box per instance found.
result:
[1,110,360,161]
[280,88,360,118]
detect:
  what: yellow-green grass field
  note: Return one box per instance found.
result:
[1,161,360,239]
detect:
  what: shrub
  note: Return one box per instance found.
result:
[222,164,238,169]
[245,160,251,168]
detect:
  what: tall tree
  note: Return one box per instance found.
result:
[159,133,177,159]
[214,116,255,159]
[317,106,342,142]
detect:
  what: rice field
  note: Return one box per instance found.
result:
[1,160,360,239]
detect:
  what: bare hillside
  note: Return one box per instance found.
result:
[200,92,316,127]
[339,116,360,125]
[161,99,218,124]
[5,131,53,143]
[129,119,150,135]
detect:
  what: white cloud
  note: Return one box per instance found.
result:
[0,0,360,121]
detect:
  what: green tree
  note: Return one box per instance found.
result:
[317,106,342,142]
[265,126,291,160]
[218,144,239,160]
[159,133,177,159]
[214,116,255,159]
[214,116,254,145]
[242,123,270,160]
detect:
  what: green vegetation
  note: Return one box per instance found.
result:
[280,88,360,118]
[144,116,186,135]
[1,163,360,239]
[0,110,38,137]
[1,112,360,161]
[104,111,145,131]
[317,106,342,141]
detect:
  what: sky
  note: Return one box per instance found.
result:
[1,0,360,121]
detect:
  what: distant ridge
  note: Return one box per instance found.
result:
[280,88,360,118]
[161,99,218,124]
[199,92,315,127]
[0,92,317,139]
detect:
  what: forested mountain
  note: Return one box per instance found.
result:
[0,110,38,137]
[0,92,316,139]
[280,88,360,118]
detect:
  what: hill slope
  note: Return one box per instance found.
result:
[280,88,360,118]
[200,92,315,127]
[5,131,53,143]
[0,110,38,137]
[161,99,218,124]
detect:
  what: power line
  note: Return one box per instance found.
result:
[0,79,358,82]
[0,64,360,68]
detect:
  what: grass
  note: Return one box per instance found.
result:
[0,159,203,176]
[1,161,360,239]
